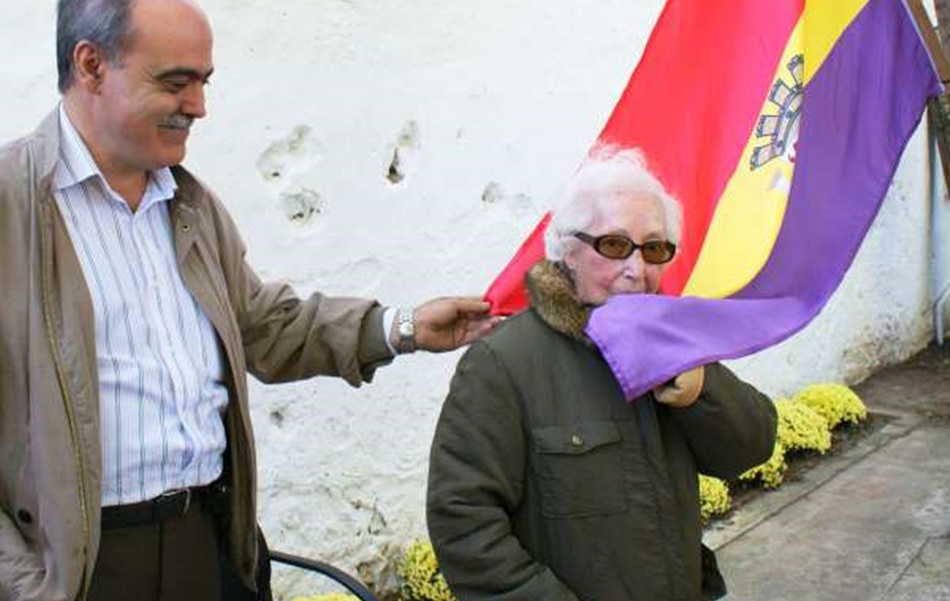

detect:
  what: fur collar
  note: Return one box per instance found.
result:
[525,260,592,344]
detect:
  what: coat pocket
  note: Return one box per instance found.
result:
[531,422,628,518]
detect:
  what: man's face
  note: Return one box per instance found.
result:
[91,0,213,176]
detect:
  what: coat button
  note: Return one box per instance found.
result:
[570,434,583,447]
[16,509,33,525]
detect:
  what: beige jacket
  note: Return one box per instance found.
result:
[0,110,394,601]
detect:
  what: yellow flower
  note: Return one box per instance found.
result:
[792,383,868,429]
[776,397,832,454]
[399,540,457,601]
[699,475,732,520]
[740,442,788,488]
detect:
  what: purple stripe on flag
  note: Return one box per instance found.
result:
[586,0,942,401]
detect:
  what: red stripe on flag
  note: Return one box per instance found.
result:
[484,214,551,315]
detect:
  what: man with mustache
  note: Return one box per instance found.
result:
[0,1,497,600]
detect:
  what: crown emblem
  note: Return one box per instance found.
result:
[751,54,804,170]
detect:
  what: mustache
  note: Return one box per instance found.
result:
[159,114,194,130]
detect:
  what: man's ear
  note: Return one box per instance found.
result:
[72,40,106,92]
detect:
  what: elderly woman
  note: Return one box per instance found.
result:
[426,147,777,601]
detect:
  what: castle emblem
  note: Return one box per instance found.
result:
[751,54,804,170]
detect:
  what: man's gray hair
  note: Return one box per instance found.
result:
[544,145,683,262]
[57,0,134,93]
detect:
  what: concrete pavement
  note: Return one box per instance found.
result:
[703,344,950,601]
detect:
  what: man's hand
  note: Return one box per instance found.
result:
[652,366,705,408]
[396,297,502,353]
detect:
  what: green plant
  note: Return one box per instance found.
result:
[739,442,788,488]
[792,383,868,428]
[399,540,456,601]
[699,474,731,520]
[775,397,831,454]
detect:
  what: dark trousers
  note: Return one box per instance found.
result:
[87,503,221,601]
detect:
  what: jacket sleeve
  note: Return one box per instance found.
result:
[668,363,778,480]
[427,342,581,601]
[204,192,393,386]
[0,511,53,601]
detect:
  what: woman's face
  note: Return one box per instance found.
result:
[564,194,672,306]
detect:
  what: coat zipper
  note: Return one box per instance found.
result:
[38,195,92,600]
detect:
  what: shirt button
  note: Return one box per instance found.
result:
[570,434,583,447]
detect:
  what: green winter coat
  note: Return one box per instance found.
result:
[427,260,777,601]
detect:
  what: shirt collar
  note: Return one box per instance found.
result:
[54,104,178,204]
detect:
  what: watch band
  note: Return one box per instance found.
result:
[397,307,416,353]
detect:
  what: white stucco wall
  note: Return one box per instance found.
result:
[932,135,950,342]
[4,1,943,598]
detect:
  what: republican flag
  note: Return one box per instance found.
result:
[484,0,944,399]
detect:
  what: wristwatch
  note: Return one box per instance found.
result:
[397,307,416,353]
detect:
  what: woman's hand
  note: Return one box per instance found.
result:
[653,366,705,408]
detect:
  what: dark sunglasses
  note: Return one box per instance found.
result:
[573,232,676,264]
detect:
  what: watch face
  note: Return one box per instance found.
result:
[397,310,415,351]
[399,310,414,337]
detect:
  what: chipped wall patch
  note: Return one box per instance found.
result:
[387,148,404,184]
[385,120,420,185]
[257,125,322,183]
[482,181,503,203]
[280,187,324,225]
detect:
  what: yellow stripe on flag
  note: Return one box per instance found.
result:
[683,19,804,298]
[803,0,872,85]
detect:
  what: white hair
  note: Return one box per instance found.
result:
[544,146,683,262]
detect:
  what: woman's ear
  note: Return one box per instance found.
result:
[561,244,579,271]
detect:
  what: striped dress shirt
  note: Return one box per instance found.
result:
[53,106,228,507]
